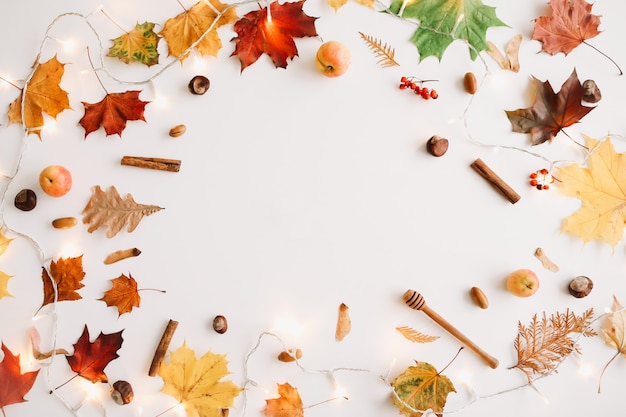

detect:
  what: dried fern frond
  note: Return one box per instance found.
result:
[511,308,596,382]
[396,326,439,343]
[359,32,399,68]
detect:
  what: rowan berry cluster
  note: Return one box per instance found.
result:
[529,168,555,190]
[399,76,438,100]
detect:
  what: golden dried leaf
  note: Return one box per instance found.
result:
[0,271,13,299]
[335,302,351,341]
[82,185,163,238]
[0,230,13,257]
[7,55,71,137]
[395,326,439,343]
[359,32,399,67]
[263,382,303,417]
[41,256,85,309]
[98,273,141,316]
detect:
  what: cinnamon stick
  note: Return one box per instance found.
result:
[470,158,521,204]
[104,247,142,264]
[121,156,181,172]
[149,319,178,376]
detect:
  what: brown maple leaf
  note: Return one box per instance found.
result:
[231,0,318,71]
[0,343,40,415]
[263,382,304,417]
[505,69,595,145]
[99,273,141,316]
[7,55,71,137]
[64,325,124,385]
[41,256,85,309]
[82,185,163,238]
[79,90,149,138]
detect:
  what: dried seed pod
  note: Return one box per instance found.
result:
[52,217,77,229]
[278,348,302,362]
[469,286,489,309]
[169,124,187,137]
[188,75,210,95]
[213,315,228,334]
[582,79,601,103]
[110,380,134,405]
[426,135,449,157]
[14,189,37,211]
[463,72,477,94]
[568,276,593,298]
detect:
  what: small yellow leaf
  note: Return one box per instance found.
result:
[0,271,13,299]
[0,230,13,257]
[327,0,349,11]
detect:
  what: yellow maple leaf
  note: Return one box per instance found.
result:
[0,230,13,257]
[159,0,238,62]
[558,135,626,247]
[263,382,303,417]
[0,271,13,299]
[159,342,242,417]
[7,55,71,137]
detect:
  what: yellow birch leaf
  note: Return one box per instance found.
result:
[0,271,13,299]
[558,135,626,247]
[159,0,238,63]
[0,230,13,257]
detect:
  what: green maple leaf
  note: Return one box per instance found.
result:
[108,22,160,66]
[388,0,507,61]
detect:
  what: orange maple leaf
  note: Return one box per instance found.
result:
[99,273,141,316]
[263,382,304,417]
[79,90,149,138]
[231,0,318,71]
[64,325,124,384]
[7,55,71,137]
[0,343,39,415]
[41,256,85,309]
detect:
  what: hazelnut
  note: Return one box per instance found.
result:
[568,276,593,298]
[463,72,477,94]
[426,135,449,157]
[213,315,228,334]
[14,189,37,211]
[582,79,601,103]
[169,124,187,137]
[110,380,134,405]
[469,286,489,309]
[188,75,210,95]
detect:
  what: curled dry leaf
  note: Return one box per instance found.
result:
[534,247,559,272]
[335,302,351,341]
[395,326,439,343]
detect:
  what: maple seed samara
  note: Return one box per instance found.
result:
[315,41,351,77]
[39,165,72,197]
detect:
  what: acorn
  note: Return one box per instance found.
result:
[14,189,37,211]
[110,380,134,405]
[568,276,593,298]
[188,75,210,95]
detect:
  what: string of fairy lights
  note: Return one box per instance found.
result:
[0,0,623,416]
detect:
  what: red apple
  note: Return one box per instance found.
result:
[39,165,72,197]
[506,269,540,297]
[315,41,351,77]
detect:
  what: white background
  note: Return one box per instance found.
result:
[1,0,626,416]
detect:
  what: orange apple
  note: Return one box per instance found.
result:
[506,269,540,297]
[39,165,72,197]
[315,41,351,77]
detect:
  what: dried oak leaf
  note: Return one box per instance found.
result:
[391,360,456,417]
[41,256,85,309]
[263,382,303,417]
[598,295,626,392]
[0,343,39,415]
[395,326,439,343]
[558,136,626,247]
[79,90,149,138]
[82,185,163,238]
[108,21,161,66]
[65,325,124,384]
[7,55,71,137]
[160,0,238,62]
[231,0,318,71]
[511,308,596,383]
[158,342,242,417]
[532,0,600,56]
[388,0,507,61]
[0,271,13,299]
[505,68,594,145]
[99,273,141,316]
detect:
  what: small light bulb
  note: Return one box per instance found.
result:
[61,38,76,53]
[152,94,168,109]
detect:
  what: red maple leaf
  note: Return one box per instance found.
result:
[505,69,595,145]
[79,90,149,138]
[532,0,600,55]
[64,325,124,384]
[231,0,318,71]
[0,343,39,415]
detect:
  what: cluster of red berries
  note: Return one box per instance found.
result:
[529,168,555,190]
[399,76,439,100]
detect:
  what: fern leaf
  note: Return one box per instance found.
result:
[395,326,439,343]
[358,32,399,68]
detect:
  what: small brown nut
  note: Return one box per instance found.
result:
[52,217,77,229]
[188,75,210,95]
[469,286,489,309]
[14,189,37,211]
[426,135,449,157]
[463,72,477,94]
[568,276,593,298]
[110,380,134,405]
[213,315,228,334]
[582,79,601,103]
[169,124,186,137]
[278,348,302,362]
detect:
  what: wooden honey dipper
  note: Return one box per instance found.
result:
[403,289,499,369]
